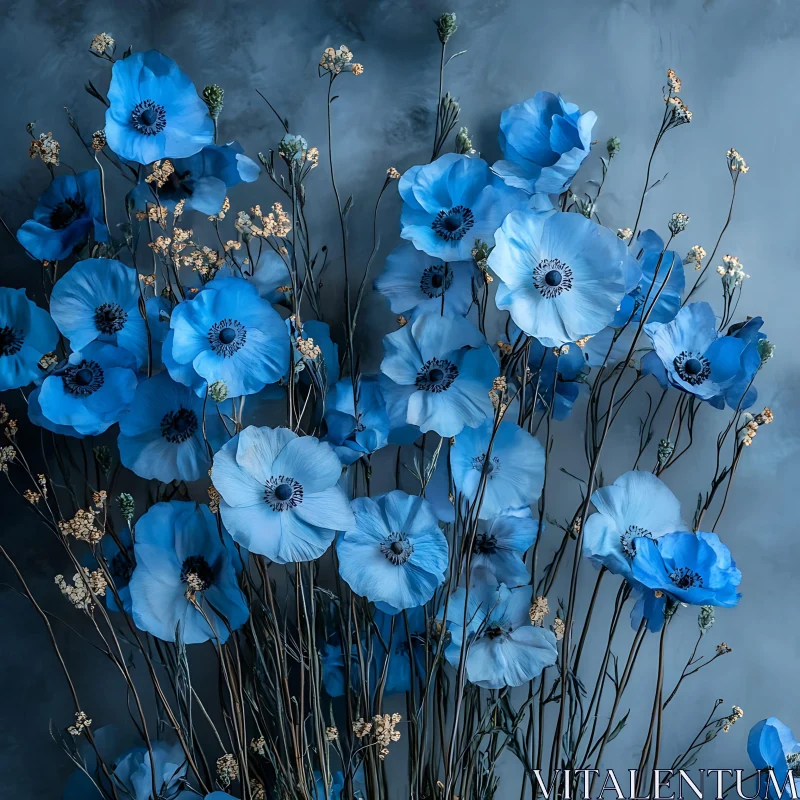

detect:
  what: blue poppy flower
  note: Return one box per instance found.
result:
[212,426,354,563]
[118,371,212,483]
[17,170,107,262]
[163,330,206,396]
[470,508,537,586]
[642,302,758,408]
[129,501,248,644]
[379,313,497,438]
[106,50,213,164]
[38,342,137,436]
[28,386,84,438]
[100,530,135,614]
[493,92,597,195]
[444,579,557,689]
[63,726,192,800]
[748,718,800,798]
[525,337,586,420]
[450,419,545,519]
[630,585,668,634]
[374,242,477,317]
[583,471,686,583]
[631,530,741,608]
[0,287,57,391]
[337,490,448,610]
[399,154,527,262]
[489,210,632,347]
[249,248,291,303]
[724,316,766,409]
[323,376,391,466]
[169,276,288,397]
[50,258,148,367]
[131,142,259,215]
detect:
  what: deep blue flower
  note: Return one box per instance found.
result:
[106,50,213,164]
[0,287,57,391]
[38,342,137,436]
[444,578,557,689]
[337,490,448,610]
[630,585,668,634]
[748,718,800,798]
[212,426,354,563]
[583,471,686,583]
[470,508,538,586]
[17,170,107,262]
[524,337,586,420]
[399,154,527,262]
[642,302,759,408]
[118,371,212,483]
[323,376,391,466]
[450,419,545,519]
[100,529,135,614]
[169,276,288,397]
[129,500,248,644]
[631,530,742,608]
[50,258,148,367]
[379,313,497,437]
[494,91,597,194]
[28,386,84,438]
[374,242,477,317]
[63,726,192,800]
[489,210,633,347]
[724,315,767,409]
[249,248,291,303]
[131,142,259,215]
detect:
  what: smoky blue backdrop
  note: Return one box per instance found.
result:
[0,0,797,796]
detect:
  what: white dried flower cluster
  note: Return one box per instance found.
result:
[68,710,92,736]
[58,508,103,544]
[89,33,114,56]
[727,148,749,174]
[29,132,60,166]
[717,254,749,287]
[216,754,239,786]
[320,45,362,76]
[529,596,550,626]
[684,245,706,271]
[739,407,773,446]
[55,568,107,611]
[617,227,633,241]
[722,705,743,733]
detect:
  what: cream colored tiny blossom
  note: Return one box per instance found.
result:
[0,405,8,425]
[216,754,239,786]
[146,204,168,226]
[68,711,92,736]
[617,227,633,241]
[684,245,706,270]
[666,68,682,93]
[23,489,42,504]
[89,33,114,55]
[353,718,372,738]
[172,199,185,217]
[723,705,743,733]
[250,780,266,800]
[326,726,339,741]
[224,240,241,251]
[668,96,692,124]
[396,315,408,328]
[208,485,221,514]
[727,148,749,174]
[0,445,17,473]
[372,713,402,759]
[718,254,749,286]
[145,160,174,188]
[387,167,401,180]
[529,596,549,626]
[209,197,230,222]
[575,335,592,348]
[553,618,565,641]
[296,336,322,360]
[496,340,513,356]
[351,63,364,76]
[55,568,107,611]
[250,736,267,756]
[29,132,60,166]
[139,273,156,287]
[235,210,262,237]
[260,203,292,237]
[756,407,774,425]
[716,642,732,656]
[91,130,106,151]
[37,474,48,498]
[59,508,103,544]
[305,147,320,168]
[5,419,18,438]
[149,236,171,254]
[320,45,354,75]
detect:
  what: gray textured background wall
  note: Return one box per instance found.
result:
[1,0,798,796]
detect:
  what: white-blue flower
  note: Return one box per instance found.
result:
[489,210,632,347]
[470,508,538,587]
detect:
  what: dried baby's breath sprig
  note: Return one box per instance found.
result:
[717,254,749,288]
[396,316,408,328]
[250,736,267,756]
[148,236,171,254]
[91,130,106,151]
[372,713,402,759]
[387,167,401,180]
[325,726,339,741]
[552,618,565,641]
[37,351,58,370]
[353,718,372,738]
[666,68,682,94]
[529,596,549,626]
[250,780,266,800]
[296,335,322,361]
[684,245,706,271]
[0,445,16,473]
[216,754,239,786]
[145,159,174,188]
[668,212,690,235]
[29,132,60,166]
[320,45,356,76]
[208,485,221,515]
[617,227,633,241]
[68,711,92,736]
[727,148,749,174]
[23,489,42,504]
[209,197,230,222]
[722,705,743,733]
[59,508,103,544]
[89,33,114,57]
[55,568,107,611]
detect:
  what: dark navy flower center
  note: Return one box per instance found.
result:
[471,453,500,478]
[420,264,454,298]
[431,205,475,242]
[485,623,508,640]
[161,407,199,443]
[264,475,304,511]
[534,258,574,299]
[669,566,703,589]
[161,170,192,200]
[110,548,135,583]
[49,198,86,230]
[673,351,711,386]
[0,325,24,357]
[473,532,498,554]
[620,525,653,559]
[94,303,128,335]
[62,359,105,396]
[380,532,414,565]
[208,319,247,357]
[415,357,458,392]
[180,555,214,592]
[131,99,167,136]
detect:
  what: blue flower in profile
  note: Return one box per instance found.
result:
[748,718,800,798]
[212,426,354,563]
[17,170,107,262]
[129,501,248,644]
[450,419,545,519]
[525,337,586,420]
[38,343,137,436]
[50,258,148,367]
[489,210,632,347]
[169,276,288,397]
[470,508,538,586]
[106,50,213,164]
[0,287,57,391]
[323,376,391,466]
[444,578,557,689]
[642,302,759,408]
[118,371,212,483]
[583,471,686,583]
[631,530,741,608]
[374,242,477,317]
[494,92,596,194]
[337,490,448,610]
[131,142,259,215]
[724,315,767,409]
[630,585,668,634]
[399,154,527,261]
[379,313,497,438]
[249,248,291,303]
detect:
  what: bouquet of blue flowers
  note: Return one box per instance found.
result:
[1,17,789,800]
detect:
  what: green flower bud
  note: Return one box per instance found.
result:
[209,380,229,403]
[202,84,224,121]
[435,13,458,44]
[117,493,135,523]
[455,127,473,155]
